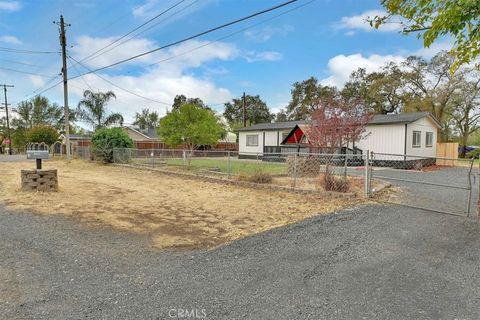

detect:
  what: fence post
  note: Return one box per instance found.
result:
[293,153,298,188]
[343,152,348,179]
[182,150,186,167]
[466,158,474,217]
[227,151,231,179]
[151,149,154,169]
[364,150,370,198]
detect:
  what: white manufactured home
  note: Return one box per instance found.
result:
[237,112,441,158]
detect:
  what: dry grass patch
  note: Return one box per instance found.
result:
[0,159,361,249]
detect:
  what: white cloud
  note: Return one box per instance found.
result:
[29,75,46,88]
[321,53,405,87]
[68,37,237,122]
[0,35,21,45]
[132,0,212,21]
[410,41,454,59]
[244,51,283,63]
[0,1,20,11]
[337,9,402,33]
[72,36,237,71]
[244,24,295,42]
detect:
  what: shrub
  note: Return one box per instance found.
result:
[27,125,59,146]
[467,148,480,159]
[237,171,273,184]
[319,174,350,192]
[91,128,134,163]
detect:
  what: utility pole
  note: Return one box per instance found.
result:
[57,15,71,160]
[242,92,246,127]
[1,84,14,155]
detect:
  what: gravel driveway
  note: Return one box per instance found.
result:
[370,166,480,215]
[2,204,480,319]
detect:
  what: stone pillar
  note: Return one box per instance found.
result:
[21,169,58,192]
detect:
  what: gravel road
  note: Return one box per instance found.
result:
[2,203,480,319]
[371,166,480,215]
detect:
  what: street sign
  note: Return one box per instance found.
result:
[2,138,10,145]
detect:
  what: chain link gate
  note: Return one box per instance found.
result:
[367,152,478,217]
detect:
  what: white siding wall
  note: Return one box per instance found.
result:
[355,124,406,154]
[239,131,263,154]
[405,117,437,157]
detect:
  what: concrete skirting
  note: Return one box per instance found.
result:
[21,169,58,192]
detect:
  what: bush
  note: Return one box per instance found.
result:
[91,128,134,163]
[467,148,480,159]
[237,171,273,184]
[27,125,59,146]
[319,173,350,192]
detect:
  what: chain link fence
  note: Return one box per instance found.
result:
[113,148,369,195]
[369,152,479,216]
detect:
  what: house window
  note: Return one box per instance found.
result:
[246,134,258,146]
[426,132,433,147]
[412,131,421,148]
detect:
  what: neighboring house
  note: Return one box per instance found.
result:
[58,134,92,156]
[122,126,163,149]
[238,112,441,159]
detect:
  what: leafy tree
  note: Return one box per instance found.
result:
[11,127,28,150]
[223,94,273,126]
[91,127,134,163]
[26,125,59,146]
[172,94,211,111]
[158,104,224,165]
[286,77,336,120]
[77,90,123,131]
[133,108,160,129]
[450,78,480,157]
[401,52,466,140]
[306,93,372,191]
[275,109,288,122]
[342,64,406,114]
[373,0,480,70]
[13,95,68,130]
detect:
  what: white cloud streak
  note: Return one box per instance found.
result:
[0,1,20,11]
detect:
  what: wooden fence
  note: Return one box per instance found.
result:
[436,142,458,166]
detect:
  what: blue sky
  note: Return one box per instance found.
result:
[0,0,452,124]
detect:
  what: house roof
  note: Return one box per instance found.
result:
[59,134,91,140]
[238,112,441,132]
[369,112,441,127]
[237,120,307,132]
[123,126,160,140]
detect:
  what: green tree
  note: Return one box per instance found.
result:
[158,104,224,164]
[450,78,480,156]
[223,94,273,126]
[13,95,68,130]
[91,127,134,163]
[172,94,211,111]
[275,109,288,122]
[285,77,336,120]
[133,108,160,129]
[373,0,480,70]
[77,90,123,131]
[342,64,406,114]
[26,125,59,146]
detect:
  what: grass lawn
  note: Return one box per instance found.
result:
[159,158,288,175]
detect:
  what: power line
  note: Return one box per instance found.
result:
[68,55,171,106]
[0,66,54,78]
[0,46,58,54]
[0,58,57,70]
[68,0,299,80]
[77,0,187,65]
[86,0,200,63]
[147,0,315,68]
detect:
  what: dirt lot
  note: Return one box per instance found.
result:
[0,159,361,249]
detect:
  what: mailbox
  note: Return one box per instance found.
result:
[26,150,49,160]
[26,143,49,169]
